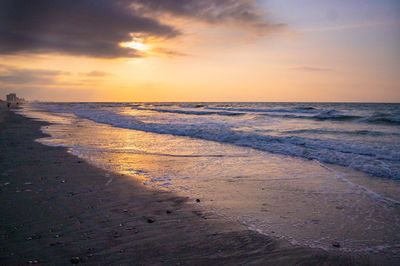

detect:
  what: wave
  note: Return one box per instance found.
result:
[207,106,319,114]
[132,106,245,116]
[263,112,360,122]
[30,103,400,180]
[103,103,400,126]
[311,110,361,121]
[283,129,400,136]
[261,110,400,125]
[363,112,400,125]
[47,107,400,180]
[295,106,316,110]
[206,106,400,126]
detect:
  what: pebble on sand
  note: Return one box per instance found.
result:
[70,256,81,264]
[332,242,341,248]
[147,218,155,223]
[196,199,200,203]
[26,234,41,240]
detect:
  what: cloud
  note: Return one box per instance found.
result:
[0,86,98,102]
[290,66,332,72]
[83,71,112,77]
[132,0,285,32]
[0,0,283,58]
[0,0,179,58]
[151,47,188,57]
[0,65,69,84]
[0,65,110,86]
[301,20,400,33]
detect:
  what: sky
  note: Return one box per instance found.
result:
[0,0,399,102]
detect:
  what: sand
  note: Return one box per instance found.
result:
[0,109,373,265]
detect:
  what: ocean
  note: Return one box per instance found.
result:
[19,102,400,254]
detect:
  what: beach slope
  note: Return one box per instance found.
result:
[0,109,369,265]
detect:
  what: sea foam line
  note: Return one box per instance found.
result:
[316,161,400,206]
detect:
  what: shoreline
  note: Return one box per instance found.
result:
[0,109,375,265]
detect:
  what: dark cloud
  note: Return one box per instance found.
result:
[290,66,332,72]
[133,0,285,31]
[0,0,282,58]
[0,0,179,58]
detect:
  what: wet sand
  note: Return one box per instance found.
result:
[0,109,374,265]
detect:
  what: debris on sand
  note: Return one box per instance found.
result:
[26,234,41,240]
[112,232,121,238]
[70,256,81,264]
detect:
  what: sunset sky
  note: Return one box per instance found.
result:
[0,0,399,102]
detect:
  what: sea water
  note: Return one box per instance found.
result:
[18,102,400,254]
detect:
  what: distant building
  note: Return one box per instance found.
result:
[6,93,18,102]
[6,93,25,103]
[5,93,25,107]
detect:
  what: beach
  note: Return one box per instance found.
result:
[0,108,381,265]
[1,0,399,264]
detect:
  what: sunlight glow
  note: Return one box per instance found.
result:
[120,36,150,52]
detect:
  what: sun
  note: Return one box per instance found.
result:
[120,36,150,52]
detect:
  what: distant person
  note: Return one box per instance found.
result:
[7,102,10,108]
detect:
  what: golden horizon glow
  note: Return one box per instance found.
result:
[0,1,399,102]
